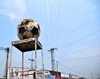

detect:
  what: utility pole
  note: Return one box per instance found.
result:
[0,47,9,79]
[28,52,35,69]
[56,61,58,72]
[5,48,9,79]
[97,73,100,79]
[56,61,59,79]
[48,48,57,71]
[28,59,35,69]
[91,73,93,79]
[28,52,35,79]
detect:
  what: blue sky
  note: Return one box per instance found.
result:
[0,0,100,79]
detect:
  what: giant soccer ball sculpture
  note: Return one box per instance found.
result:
[17,19,40,40]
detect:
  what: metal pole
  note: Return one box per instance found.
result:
[56,61,59,79]
[48,48,57,71]
[51,51,55,71]
[35,39,37,79]
[91,73,93,79]
[28,71,29,79]
[28,58,35,69]
[5,48,9,79]
[57,61,58,72]
[9,44,13,79]
[32,52,33,69]
[42,48,45,79]
[22,52,24,79]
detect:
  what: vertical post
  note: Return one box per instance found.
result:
[51,51,55,71]
[33,71,34,79]
[56,61,58,79]
[57,61,58,72]
[9,44,13,79]
[50,50,55,71]
[32,52,33,69]
[91,73,93,79]
[5,48,9,79]
[97,73,100,79]
[69,74,71,79]
[48,48,57,71]
[42,48,45,79]
[22,52,24,79]
[35,39,37,79]
[28,71,29,79]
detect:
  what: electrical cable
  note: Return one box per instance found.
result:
[58,28,100,51]
[60,54,100,62]
[56,30,100,59]
[61,30,100,49]
[43,0,49,49]
[59,62,88,75]
[55,0,62,47]
[56,17,98,45]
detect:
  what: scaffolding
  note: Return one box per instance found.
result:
[9,38,45,79]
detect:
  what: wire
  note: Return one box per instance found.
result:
[59,62,88,75]
[56,17,98,45]
[55,30,100,62]
[59,29,100,49]
[55,0,62,47]
[61,54,100,62]
[43,0,61,64]
[56,31,100,60]
[43,0,49,49]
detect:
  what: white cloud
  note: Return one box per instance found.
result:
[0,0,26,20]
[7,13,17,20]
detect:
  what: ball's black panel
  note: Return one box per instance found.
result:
[31,27,38,35]
[23,36,27,39]
[19,27,25,34]
[25,20,30,24]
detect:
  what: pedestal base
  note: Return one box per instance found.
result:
[12,38,42,52]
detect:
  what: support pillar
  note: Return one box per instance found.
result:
[22,52,24,79]
[35,39,37,79]
[42,48,45,79]
[9,44,13,79]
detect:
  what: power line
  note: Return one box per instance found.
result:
[56,34,100,60]
[60,54,100,62]
[44,0,98,50]
[59,62,88,75]
[44,0,48,48]
[44,0,50,25]
[52,25,99,58]
[55,0,62,47]
[56,17,98,45]
[59,29,100,48]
